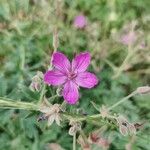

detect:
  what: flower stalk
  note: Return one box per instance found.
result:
[0,97,39,111]
[39,84,46,104]
[73,133,76,150]
[108,90,138,110]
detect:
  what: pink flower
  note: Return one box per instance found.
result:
[44,52,99,104]
[73,15,87,29]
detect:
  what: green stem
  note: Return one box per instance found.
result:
[39,84,46,104]
[73,133,76,150]
[108,91,138,110]
[113,45,133,79]
[48,95,58,101]
[0,98,39,111]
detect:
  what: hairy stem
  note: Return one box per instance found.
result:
[108,91,138,110]
[39,84,46,104]
[0,89,138,124]
[113,45,134,79]
[0,97,39,111]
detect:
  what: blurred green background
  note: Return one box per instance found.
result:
[0,0,150,149]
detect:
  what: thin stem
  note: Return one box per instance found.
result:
[39,84,46,104]
[73,133,76,150]
[108,91,138,110]
[53,27,58,52]
[48,95,58,101]
[104,59,117,71]
[113,45,133,79]
[20,47,25,72]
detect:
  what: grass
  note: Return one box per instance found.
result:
[0,0,150,149]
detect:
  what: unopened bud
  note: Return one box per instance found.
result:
[29,71,43,92]
[136,86,150,94]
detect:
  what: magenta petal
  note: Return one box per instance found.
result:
[63,81,79,104]
[52,52,71,73]
[76,72,99,88]
[72,52,91,73]
[44,70,66,86]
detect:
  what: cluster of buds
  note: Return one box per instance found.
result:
[116,115,136,136]
[88,130,110,149]
[39,103,62,126]
[29,71,43,92]
[68,120,81,136]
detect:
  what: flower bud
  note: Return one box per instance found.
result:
[73,15,87,29]
[29,71,43,92]
[136,86,150,94]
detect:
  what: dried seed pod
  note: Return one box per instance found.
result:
[88,132,100,143]
[116,115,136,136]
[78,135,91,150]
[39,104,62,126]
[68,121,81,136]
[119,125,128,136]
[128,123,136,135]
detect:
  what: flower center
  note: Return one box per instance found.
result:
[68,72,77,80]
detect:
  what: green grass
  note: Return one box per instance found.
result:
[0,0,150,149]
